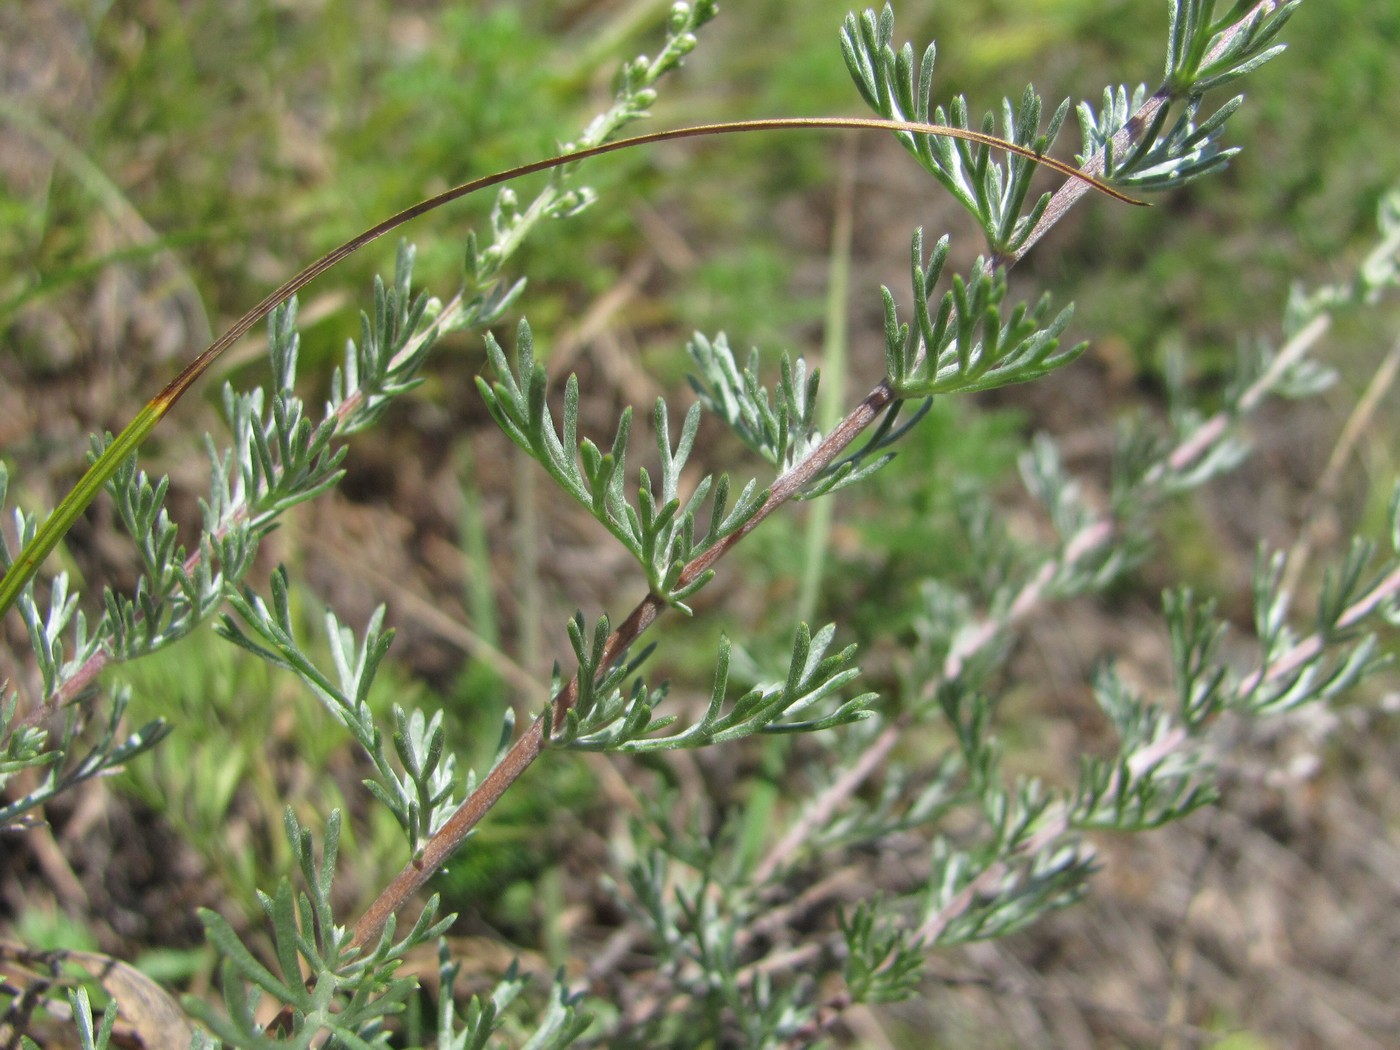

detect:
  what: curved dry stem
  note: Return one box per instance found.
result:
[0,116,1139,619]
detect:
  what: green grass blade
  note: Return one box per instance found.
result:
[0,399,165,614]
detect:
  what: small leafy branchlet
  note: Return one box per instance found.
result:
[841,6,1070,255]
[880,229,1081,397]
[186,810,451,1046]
[476,321,766,610]
[217,567,461,857]
[548,621,877,752]
[838,901,924,1005]
[1078,84,1245,189]
[1164,0,1300,95]
[0,681,168,834]
[685,333,822,474]
[684,332,930,500]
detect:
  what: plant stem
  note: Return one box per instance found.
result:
[349,381,898,949]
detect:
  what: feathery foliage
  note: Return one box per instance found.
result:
[3,0,1397,1045]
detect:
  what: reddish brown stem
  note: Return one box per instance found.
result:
[349,381,898,949]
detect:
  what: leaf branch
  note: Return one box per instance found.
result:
[1000,0,1289,266]
[348,379,903,949]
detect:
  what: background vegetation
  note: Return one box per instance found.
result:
[2,0,1398,1045]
